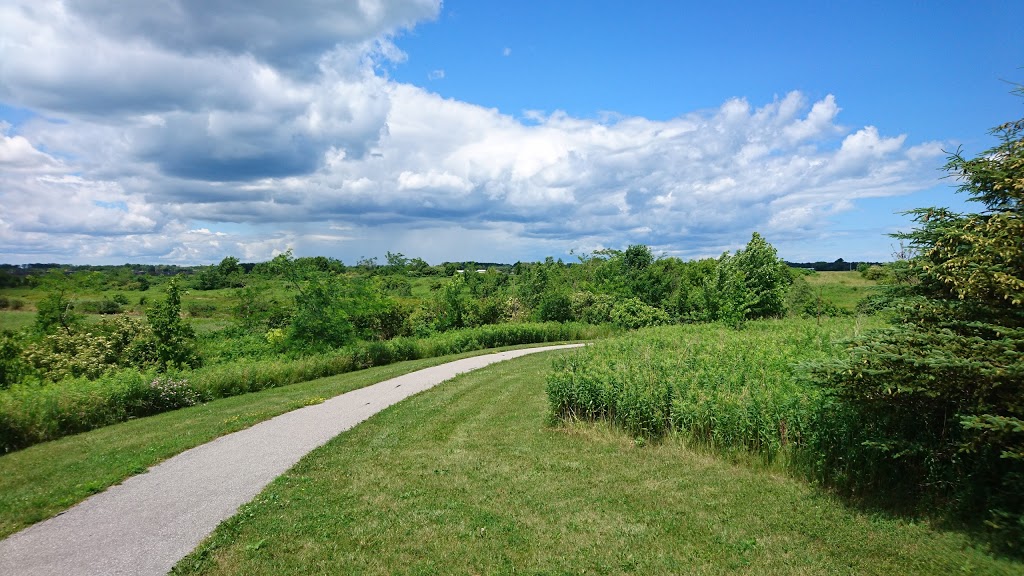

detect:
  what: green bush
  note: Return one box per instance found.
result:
[571,291,615,324]
[21,316,157,382]
[861,265,890,281]
[609,297,669,329]
[186,302,218,317]
[78,299,124,315]
[537,291,573,323]
[0,332,29,389]
[146,278,200,371]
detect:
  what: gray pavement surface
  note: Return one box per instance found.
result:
[0,344,583,576]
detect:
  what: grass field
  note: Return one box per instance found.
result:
[0,310,35,331]
[172,350,1018,575]
[802,270,879,311]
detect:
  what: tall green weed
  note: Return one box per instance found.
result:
[547,317,876,461]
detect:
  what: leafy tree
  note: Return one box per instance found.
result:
[195,256,245,290]
[265,251,357,349]
[407,257,431,276]
[294,255,345,275]
[146,277,200,370]
[217,255,242,278]
[696,252,748,326]
[344,277,410,341]
[812,97,1024,543]
[287,272,354,349]
[622,244,653,274]
[433,276,468,331]
[34,271,82,334]
[732,232,790,319]
[232,284,291,330]
[385,251,409,272]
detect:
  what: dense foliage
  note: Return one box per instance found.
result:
[811,102,1024,544]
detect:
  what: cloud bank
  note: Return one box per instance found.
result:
[0,0,943,264]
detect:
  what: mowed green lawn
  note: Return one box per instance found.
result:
[173,351,1017,575]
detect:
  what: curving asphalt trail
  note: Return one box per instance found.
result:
[0,344,584,576]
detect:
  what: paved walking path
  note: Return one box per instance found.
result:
[0,344,583,576]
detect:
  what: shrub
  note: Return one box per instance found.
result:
[537,291,573,323]
[21,316,157,382]
[571,292,615,324]
[23,330,118,381]
[186,302,218,318]
[861,265,890,281]
[147,376,201,411]
[0,297,25,311]
[78,299,123,314]
[0,332,29,389]
[609,297,669,329]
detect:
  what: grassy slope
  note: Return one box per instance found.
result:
[0,345,569,539]
[174,351,1018,576]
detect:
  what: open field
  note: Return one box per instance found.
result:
[802,270,880,311]
[0,311,35,332]
[172,350,1018,575]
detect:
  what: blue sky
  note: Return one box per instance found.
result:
[0,1,1021,265]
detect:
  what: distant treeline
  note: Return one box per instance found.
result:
[0,259,513,287]
[784,258,883,272]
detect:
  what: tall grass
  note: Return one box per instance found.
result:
[546,317,878,461]
[0,322,611,453]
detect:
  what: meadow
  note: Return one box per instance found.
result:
[801,270,880,311]
[546,316,880,459]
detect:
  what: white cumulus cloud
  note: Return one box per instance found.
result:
[0,0,948,264]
